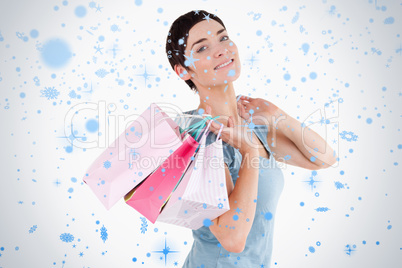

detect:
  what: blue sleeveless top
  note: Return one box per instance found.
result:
[179,109,285,268]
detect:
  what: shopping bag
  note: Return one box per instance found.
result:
[124,119,215,223]
[157,124,230,229]
[83,103,184,210]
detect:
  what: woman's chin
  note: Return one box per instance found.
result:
[227,70,241,82]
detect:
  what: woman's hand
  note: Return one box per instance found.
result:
[237,95,282,127]
[205,105,257,155]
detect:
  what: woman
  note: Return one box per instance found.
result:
[165,10,337,267]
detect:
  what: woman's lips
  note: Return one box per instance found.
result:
[214,59,234,70]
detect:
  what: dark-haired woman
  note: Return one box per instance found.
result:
[166,10,337,268]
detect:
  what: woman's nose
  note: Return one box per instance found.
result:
[214,45,229,58]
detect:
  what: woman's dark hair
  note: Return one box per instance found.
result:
[166,10,226,92]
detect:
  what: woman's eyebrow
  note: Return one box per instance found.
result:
[190,28,227,50]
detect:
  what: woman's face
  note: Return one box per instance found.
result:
[182,19,241,89]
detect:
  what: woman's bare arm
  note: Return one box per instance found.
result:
[209,148,259,253]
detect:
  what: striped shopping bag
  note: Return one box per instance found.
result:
[157,123,230,229]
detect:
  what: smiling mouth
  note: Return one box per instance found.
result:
[214,59,234,70]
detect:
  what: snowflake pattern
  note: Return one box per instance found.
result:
[334,181,345,190]
[140,217,148,234]
[95,68,109,78]
[291,12,300,24]
[60,233,74,243]
[110,24,120,32]
[315,207,330,212]
[40,87,60,100]
[344,244,356,255]
[253,13,261,21]
[340,130,358,142]
[183,50,199,69]
[303,171,321,191]
[247,11,262,21]
[68,90,76,98]
[33,76,40,86]
[103,160,111,169]
[29,225,37,233]
[100,225,108,243]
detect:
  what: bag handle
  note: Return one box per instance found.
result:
[156,113,223,141]
[216,123,224,142]
[196,118,215,143]
[183,115,219,141]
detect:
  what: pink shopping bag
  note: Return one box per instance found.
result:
[157,125,230,229]
[124,120,214,223]
[83,103,184,210]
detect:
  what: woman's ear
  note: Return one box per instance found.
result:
[174,64,192,81]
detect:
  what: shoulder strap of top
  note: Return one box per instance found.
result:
[253,125,272,155]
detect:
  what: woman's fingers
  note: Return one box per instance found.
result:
[240,95,254,101]
[239,99,251,107]
[237,102,246,118]
[206,105,212,115]
[239,100,256,119]
[207,119,220,130]
[237,102,250,120]
[227,116,234,128]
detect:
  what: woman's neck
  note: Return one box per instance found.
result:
[196,82,241,126]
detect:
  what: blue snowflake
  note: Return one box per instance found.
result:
[344,244,356,255]
[328,5,337,16]
[94,44,103,55]
[60,233,74,243]
[33,76,40,86]
[253,13,262,21]
[291,12,299,24]
[183,50,200,69]
[371,47,382,55]
[140,217,148,234]
[152,237,180,266]
[29,225,37,233]
[334,181,345,190]
[315,207,330,212]
[100,225,108,243]
[40,87,60,100]
[110,24,120,32]
[68,90,77,99]
[303,171,321,191]
[129,149,140,162]
[95,68,109,78]
[340,131,358,142]
[103,160,111,169]
[218,203,223,209]
[202,13,212,22]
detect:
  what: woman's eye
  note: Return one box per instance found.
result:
[221,36,229,41]
[197,46,206,53]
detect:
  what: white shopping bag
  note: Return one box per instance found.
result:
[158,126,230,230]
